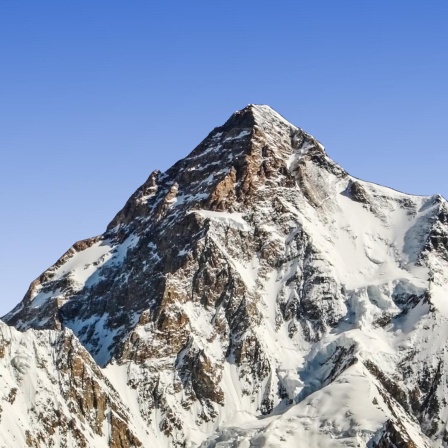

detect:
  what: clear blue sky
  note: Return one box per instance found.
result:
[1,1,447,315]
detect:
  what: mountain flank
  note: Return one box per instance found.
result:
[2,105,448,447]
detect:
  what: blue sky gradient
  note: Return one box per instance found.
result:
[1,1,447,314]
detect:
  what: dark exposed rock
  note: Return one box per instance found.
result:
[365,360,410,413]
[372,420,419,448]
[344,179,370,204]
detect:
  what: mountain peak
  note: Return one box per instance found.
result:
[222,104,297,135]
[247,103,296,126]
[4,105,335,339]
[4,106,448,447]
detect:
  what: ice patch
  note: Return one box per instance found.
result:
[191,210,251,232]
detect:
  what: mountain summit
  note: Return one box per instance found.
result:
[2,105,448,447]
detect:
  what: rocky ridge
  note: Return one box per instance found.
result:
[3,105,448,447]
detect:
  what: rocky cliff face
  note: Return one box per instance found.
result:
[0,321,143,448]
[3,105,448,447]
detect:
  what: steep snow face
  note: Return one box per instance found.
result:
[3,104,448,447]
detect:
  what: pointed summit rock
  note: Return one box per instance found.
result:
[4,104,328,351]
[3,105,448,447]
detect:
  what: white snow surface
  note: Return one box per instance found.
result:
[28,234,140,311]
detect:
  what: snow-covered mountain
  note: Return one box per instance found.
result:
[3,104,448,447]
